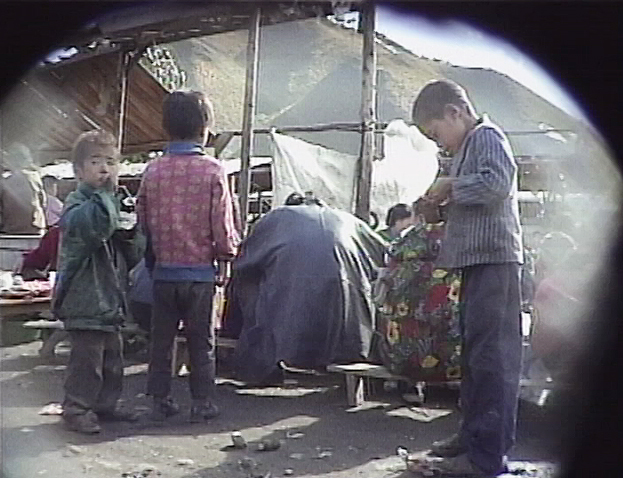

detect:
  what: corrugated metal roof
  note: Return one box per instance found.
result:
[1,52,168,163]
[60,3,356,53]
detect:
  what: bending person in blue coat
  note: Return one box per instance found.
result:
[228,193,386,385]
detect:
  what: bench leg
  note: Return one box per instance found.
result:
[346,374,364,407]
[171,338,179,378]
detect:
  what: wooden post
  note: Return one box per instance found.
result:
[238,6,261,236]
[115,51,130,152]
[229,174,236,196]
[355,1,377,221]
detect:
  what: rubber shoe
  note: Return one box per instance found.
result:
[189,402,220,423]
[63,411,101,434]
[151,397,180,421]
[97,408,140,422]
[430,433,467,458]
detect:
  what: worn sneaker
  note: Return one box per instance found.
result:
[189,401,220,423]
[151,397,181,422]
[63,411,101,434]
[97,407,140,422]
[429,433,467,458]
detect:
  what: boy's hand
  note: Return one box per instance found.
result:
[418,198,442,223]
[426,178,454,203]
[102,166,119,192]
[102,176,116,193]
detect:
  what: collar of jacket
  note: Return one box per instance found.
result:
[76,182,120,207]
[164,141,205,156]
[453,114,489,161]
[76,181,100,197]
[450,114,490,176]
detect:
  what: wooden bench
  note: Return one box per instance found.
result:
[24,320,238,374]
[23,320,145,357]
[326,363,414,406]
[23,319,64,330]
[23,319,143,335]
[1,297,52,320]
[327,362,561,407]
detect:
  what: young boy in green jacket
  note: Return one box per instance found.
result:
[54,130,143,434]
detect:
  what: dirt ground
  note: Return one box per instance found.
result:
[1,340,561,478]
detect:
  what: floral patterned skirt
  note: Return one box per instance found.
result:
[376,266,462,383]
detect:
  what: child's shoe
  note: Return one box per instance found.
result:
[189,401,220,423]
[63,410,101,434]
[97,407,140,422]
[151,397,180,421]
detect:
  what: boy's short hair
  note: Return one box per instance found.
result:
[72,130,118,168]
[386,203,412,227]
[162,90,214,140]
[412,79,477,126]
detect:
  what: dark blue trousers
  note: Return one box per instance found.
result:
[459,263,523,475]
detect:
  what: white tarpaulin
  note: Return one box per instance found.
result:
[376,119,439,210]
[270,120,439,223]
[270,132,358,211]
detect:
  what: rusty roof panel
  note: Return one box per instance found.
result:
[1,52,167,162]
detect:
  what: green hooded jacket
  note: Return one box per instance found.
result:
[53,182,144,332]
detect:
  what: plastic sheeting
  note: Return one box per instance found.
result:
[376,119,439,212]
[270,120,439,221]
[270,132,358,211]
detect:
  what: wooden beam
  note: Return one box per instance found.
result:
[238,6,261,236]
[231,121,366,135]
[220,122,577,138]
[355,2,377,221]
[114,50,130,150]
[214,131,235,158]
[116,44,152,152]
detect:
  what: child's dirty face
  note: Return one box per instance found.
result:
[76,145,119,189]
[421,117,465,155]
[418,106,468,155]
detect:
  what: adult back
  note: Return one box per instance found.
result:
[0,143,46,234]
[231,202,386,384]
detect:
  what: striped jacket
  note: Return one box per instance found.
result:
[437,116,523,269]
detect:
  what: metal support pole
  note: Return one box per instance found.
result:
[355,1,377,221]
[238,7,261,236]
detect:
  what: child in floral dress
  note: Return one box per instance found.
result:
[376,206,461,383]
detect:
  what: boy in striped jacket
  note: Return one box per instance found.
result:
[411,80,523,477]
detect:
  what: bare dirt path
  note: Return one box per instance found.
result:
[1,341,559,478]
